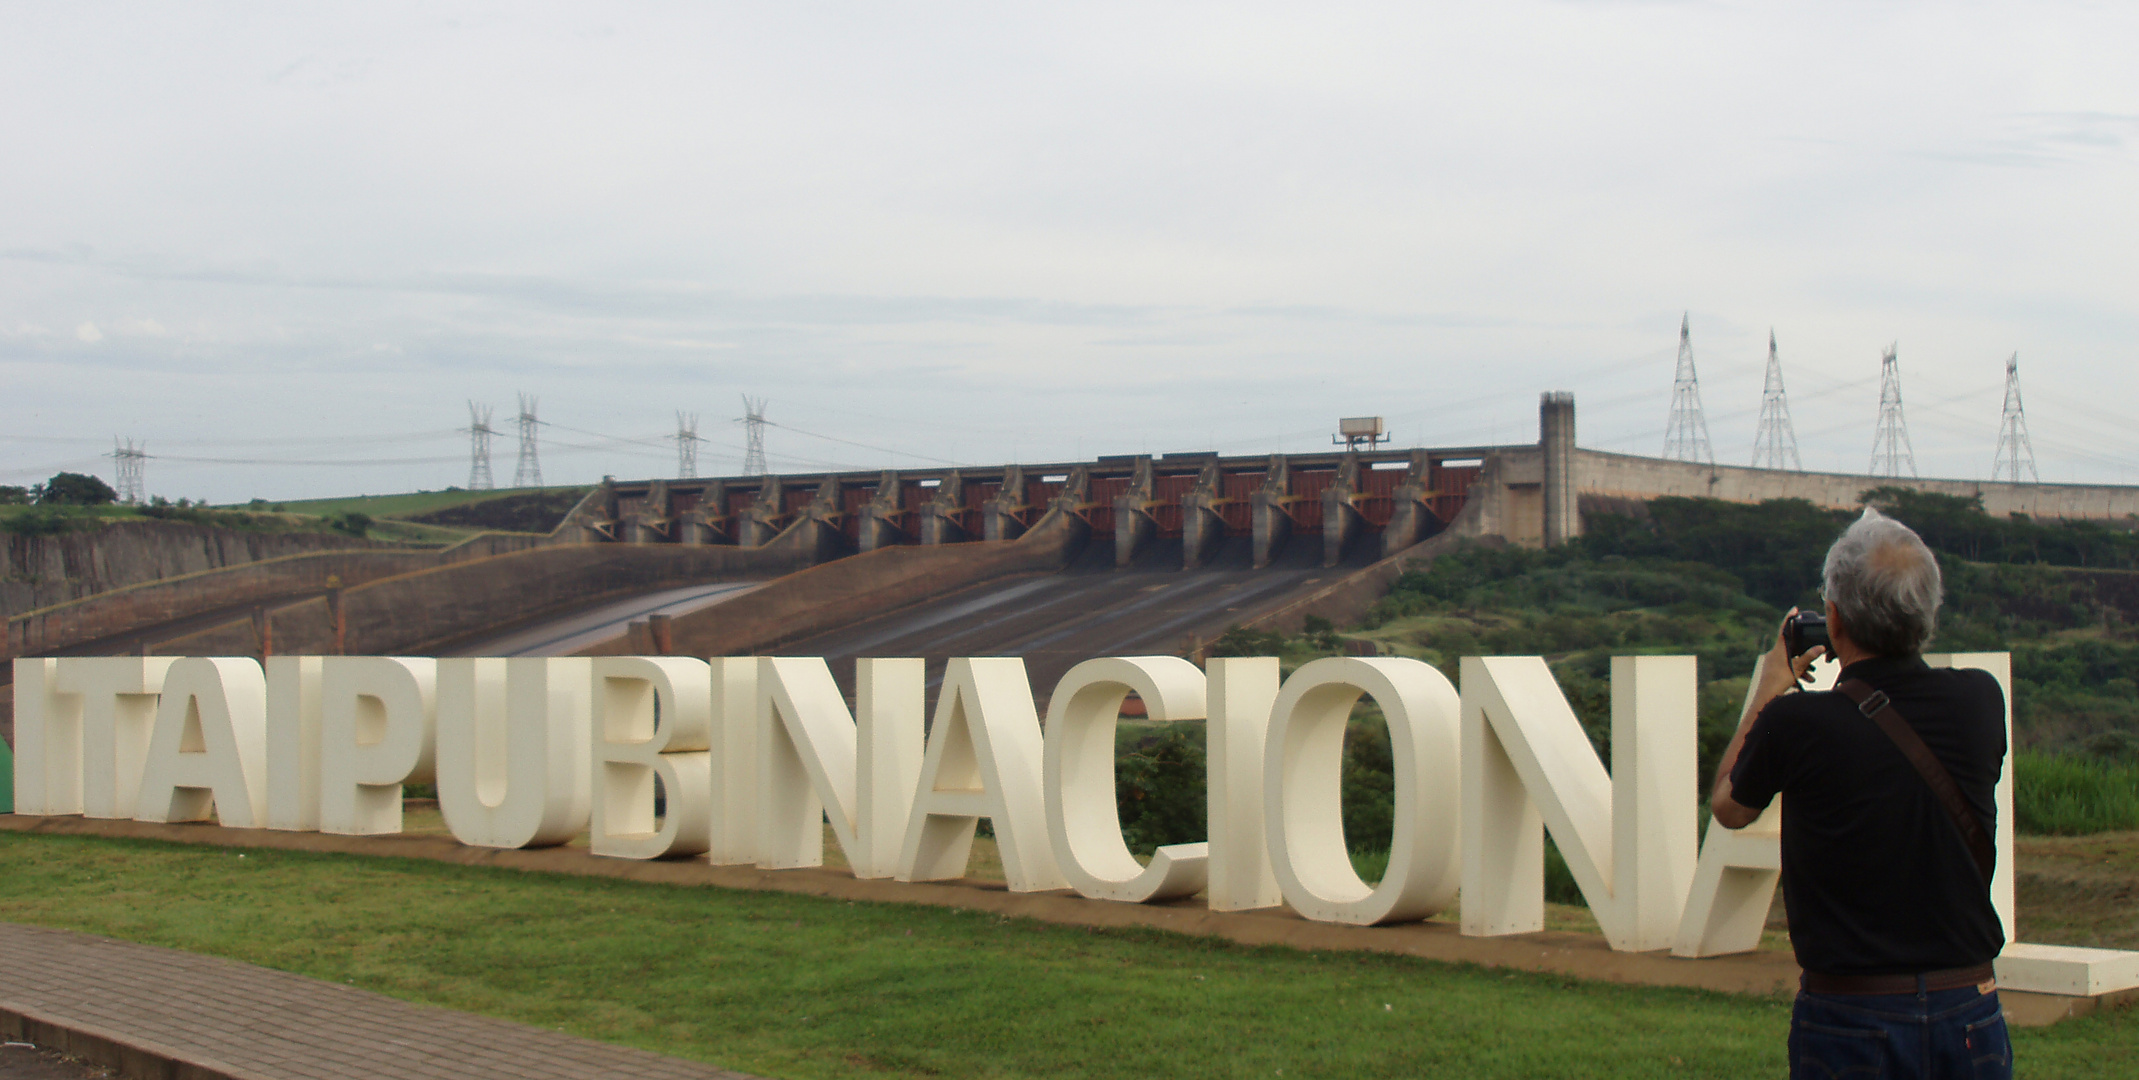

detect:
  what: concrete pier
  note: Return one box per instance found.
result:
[1541,391,1578,547]
[1321,453,1364,567]
[1250,456,1295,569]
[1181,458,1228,570]
[1113,456,1157,568]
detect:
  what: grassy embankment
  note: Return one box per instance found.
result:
[0,486,586,546]
[3,829,2134,1080]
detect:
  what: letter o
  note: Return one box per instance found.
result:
[1263,656,1460,925]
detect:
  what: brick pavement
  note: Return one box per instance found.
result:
[0,923,763,1080]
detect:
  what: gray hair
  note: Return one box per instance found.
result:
[1822,507,1942,656]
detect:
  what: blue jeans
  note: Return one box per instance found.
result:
[1790,983,2011,1079]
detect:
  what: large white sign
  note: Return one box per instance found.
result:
[0,650,2052,966]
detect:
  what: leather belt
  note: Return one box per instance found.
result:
[1801,963,1997,996]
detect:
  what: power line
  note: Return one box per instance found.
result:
[1662,313,1715,465]
[1868,344,1917,478]
[763,420,969,466]
[512,392,543,488]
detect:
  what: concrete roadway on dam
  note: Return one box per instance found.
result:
[450,581,764,657]
[781,537,1365,698]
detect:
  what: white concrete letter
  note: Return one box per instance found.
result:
[436,657,592,849]
[1043,656,1209,903]
[1264,656,1461,925]
[590,656,712,859]
[265,656,323,831]
[1461,655,1697,952]
[12,657,82,815]
[135,657,267,827]
[55,657,176,819]
[756,656,860,870]
[897,657,1067,892]
[320,657,437,835]
[1207,657,1283,912]
[855,658,925,879]
[1672,652,1834,957]
[1929,653,2017,944]
[707,656,758,865]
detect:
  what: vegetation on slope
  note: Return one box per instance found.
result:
[0,472,587,544]
[1123,491,2139,865]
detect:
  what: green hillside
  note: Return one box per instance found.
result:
[259,486,573,520]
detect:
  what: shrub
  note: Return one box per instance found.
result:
[329,512,373,537]
[2014,751,2139,835]
[33,471,118,506]
[1,506,94,536]
[1206,625,1287,658]
[1116,722,1207,856]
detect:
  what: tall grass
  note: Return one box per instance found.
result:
[2015,750,2139,835]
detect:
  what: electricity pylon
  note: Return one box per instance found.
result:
[111,439,146,504]
[512,393,543,488]
[1750,330,1802,471]
[465,402,496,490]
[739,395,768,476]
[1868,345,1917,478]
[1991,353,2040,483]
[674,411,703,478]
[1662,313,1715,464]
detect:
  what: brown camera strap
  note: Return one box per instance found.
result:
[1834,679,1995,886]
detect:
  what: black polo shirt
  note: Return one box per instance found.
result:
[1728,654,2007,976]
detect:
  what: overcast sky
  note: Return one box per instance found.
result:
[4,2,2137,503]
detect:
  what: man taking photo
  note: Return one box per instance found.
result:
[1711,507,2010,1079]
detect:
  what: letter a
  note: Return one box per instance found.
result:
[897,657,1066,892]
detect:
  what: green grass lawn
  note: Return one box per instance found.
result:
[0,834,2130,1079]
[261,487,558,519]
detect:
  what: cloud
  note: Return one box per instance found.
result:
[74,321,102,343]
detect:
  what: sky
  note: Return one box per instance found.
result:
[4,2,2138,503]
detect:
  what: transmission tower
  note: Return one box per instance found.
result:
[1992,352,2040,484]
[674,411,703,478]
[739,395,768,476]
[1868,344,1917,478]
[1750,329,1802,471]
[512,392,544,488]
[1662,313,1715,464]
[111,439,146,504]
[465,402,497,490]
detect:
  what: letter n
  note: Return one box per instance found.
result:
[1460,655,1697,952]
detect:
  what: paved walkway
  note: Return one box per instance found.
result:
[0,923,762,1080]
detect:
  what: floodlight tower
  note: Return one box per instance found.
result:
[465,401,497,490]
[1992,353,2040,484]
[739,395,769,477]
[1662,313,1715,464]
[675,411,703,478]
[1750,330,1803,471]
[512,392,543,488]
[112,439,146,504]
[1868,345,1917,478]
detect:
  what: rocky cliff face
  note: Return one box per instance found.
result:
[1,521,408,618]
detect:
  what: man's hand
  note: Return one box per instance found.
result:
[1756,607,1826,700]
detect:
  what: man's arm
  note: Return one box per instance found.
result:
[1709,612,1822,829]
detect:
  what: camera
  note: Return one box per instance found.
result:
[1786,611,1830,659]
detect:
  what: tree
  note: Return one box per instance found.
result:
[0,485,28,505]
[35,472,118,506]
